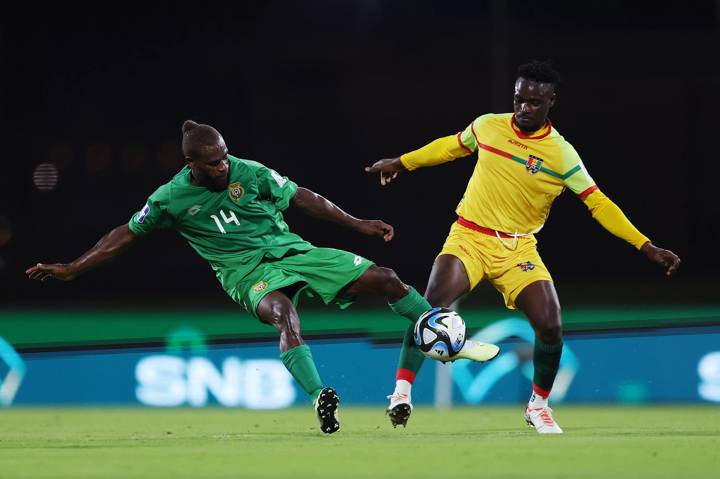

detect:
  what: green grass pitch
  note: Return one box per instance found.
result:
[1,406,718,478]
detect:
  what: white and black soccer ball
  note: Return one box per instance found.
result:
[413,307,466,361]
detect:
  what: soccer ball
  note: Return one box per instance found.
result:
[413,307,466,361]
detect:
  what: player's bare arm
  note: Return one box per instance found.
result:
[364,157,406,186]
[291,187,394,242]
[25,224,138,282]
[640,242,681,276]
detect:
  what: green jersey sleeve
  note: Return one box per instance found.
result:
[128,184,174,236]
[560,141,596,196]
[254,164,298,211]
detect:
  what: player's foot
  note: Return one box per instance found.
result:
[386,392,412,428]
[314,387,340,434]
[524,405,563,434]
[453,339,500,362]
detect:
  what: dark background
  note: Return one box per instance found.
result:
[2,1,719,309]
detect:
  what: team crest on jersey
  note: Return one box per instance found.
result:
[525,155,544,174]
[517,261,536,272]
[228,182,245,200]
[252,281,268,293]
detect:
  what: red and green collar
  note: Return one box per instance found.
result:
[511,114,552,140]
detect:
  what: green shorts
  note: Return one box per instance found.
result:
[233,248,374,319]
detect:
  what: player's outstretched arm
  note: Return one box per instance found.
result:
[26,224,139,282]
[365,134,474,186]
[291,187,394,242]
[580,190,680,276]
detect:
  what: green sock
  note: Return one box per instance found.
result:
[396,323,426,377]
[390,287,432,323]
[280,344,324,402]
[532,338,563,391]
[389,287,431,379]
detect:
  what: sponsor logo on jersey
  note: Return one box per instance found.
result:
[508,139,528,150]
[525,155,544,174]
[136,203,150,223]
[353,255,363,266]
[252,281,268,293]
[517,261,535,272]
[228,182,245,200]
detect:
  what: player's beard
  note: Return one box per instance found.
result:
[206,176,229,192]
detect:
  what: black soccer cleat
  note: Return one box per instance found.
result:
[387,403,412,428]
[314,387,340,434]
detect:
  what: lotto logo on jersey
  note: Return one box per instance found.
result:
[525,155,544,174]
[228,182,245,200]
[136,203,150,223]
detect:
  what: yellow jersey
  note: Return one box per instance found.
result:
[400,112,650,249]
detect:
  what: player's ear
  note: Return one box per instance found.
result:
[549,92,557,107]
[184,156,194,166]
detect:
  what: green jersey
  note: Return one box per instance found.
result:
[128,155,313,295]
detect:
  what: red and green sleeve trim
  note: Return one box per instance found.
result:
[456,132,474,155]
[578,185,599,200]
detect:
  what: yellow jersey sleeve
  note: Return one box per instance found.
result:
[582,189,650,250]
[399,118,480,171]
[560,141,596,197]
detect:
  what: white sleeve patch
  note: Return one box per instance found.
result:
[270,169,287,187]
[136,203,150,223]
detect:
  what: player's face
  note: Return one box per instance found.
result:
[187,140,230,192]
[513,78,556,133]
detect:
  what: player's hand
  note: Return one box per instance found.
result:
[640,243,681,276]
[364,157,405,186]
[25,263,78,282]
[355,220,395,242]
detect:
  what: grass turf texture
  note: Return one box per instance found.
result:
[0,406,717,478]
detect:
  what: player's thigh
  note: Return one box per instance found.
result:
[429,223,487,306]
[235,263,303,320]
[489,239,553,310]
[284,248,374,303]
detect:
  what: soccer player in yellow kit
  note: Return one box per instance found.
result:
[366,60,680,433]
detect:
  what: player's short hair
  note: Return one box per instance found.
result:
[517,60,561,88]
[181,120,222,159]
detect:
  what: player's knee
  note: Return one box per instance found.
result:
[261,300,298,331]
[538,323,562,344]
[535,303,562,343]
[376,267,408,298]
[424,290,454,308]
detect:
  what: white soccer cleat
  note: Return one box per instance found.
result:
[453,339,500,363]
[386,392,413,428]
[314,387,340,434]
[524,406,563,434]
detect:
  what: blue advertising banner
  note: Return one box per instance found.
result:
[3,319,720,407]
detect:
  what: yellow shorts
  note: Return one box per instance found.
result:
[438,221,553,309]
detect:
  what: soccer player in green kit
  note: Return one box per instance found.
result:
[26,120,498,434]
